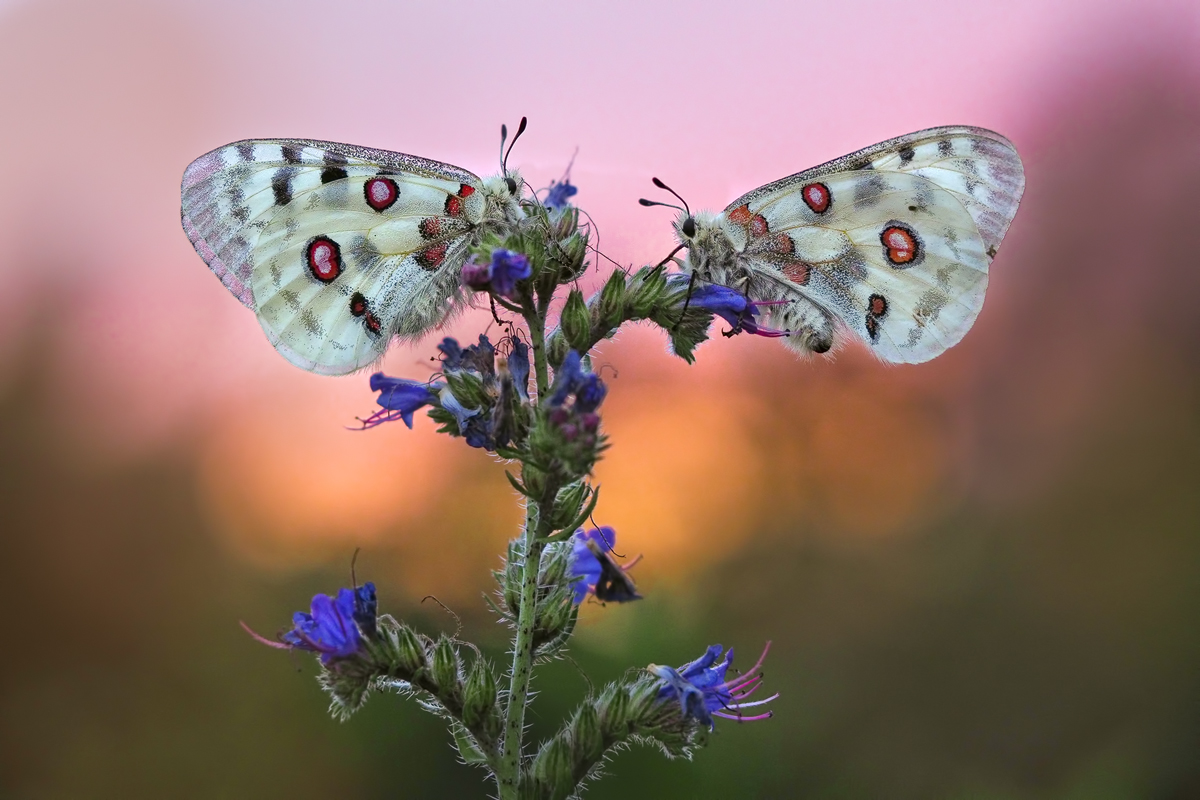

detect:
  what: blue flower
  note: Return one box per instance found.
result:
[488,249,532,298]
[361,374,439,429]
[242,584,379,664]
[547,350,585,406]
[507,339,530,400]
[649,642,777,730]
[570,527,641,604]
[544,179,578,211]
[353,582,378,639]
[438,335,495,375]
[460,250,530,299]
[574,373,607,413]
[673,279,788,339]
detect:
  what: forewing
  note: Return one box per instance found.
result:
[730,170,989,364]
[180,139,485,375]
[731,126,1024,261]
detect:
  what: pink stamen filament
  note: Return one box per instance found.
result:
[713,710,773,722]
[239,621,291,650]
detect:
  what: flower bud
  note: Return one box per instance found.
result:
[531,733,574,795]
[598,683,631,737]
[394,624,429,677]
[571,703,604,765]
[430,636,463,707]
[462,659,498,732]
[560,288,591,353]
[552,205,579,239]
[597,269,627,328]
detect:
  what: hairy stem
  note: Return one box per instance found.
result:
[497,298,552,799]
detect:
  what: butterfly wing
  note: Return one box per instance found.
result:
[725,127,1023,363]
[181,139,487,375]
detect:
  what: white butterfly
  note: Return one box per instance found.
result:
[648,126,1025,364]
[181,129,527,375]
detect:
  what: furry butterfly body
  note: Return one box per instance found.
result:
[669,126,1024,364]
[181,139,523,375]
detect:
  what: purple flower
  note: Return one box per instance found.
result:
[488,249,532,298]
[547,350,585,407]
[671,278,789,338]
[544,179,578,211]
[360,374,439,429]
[507,339,530,400]
[242,583,378,664]
[649,642,777,730]
[574,373,607,413]
[438,335,495,375]
[462,250,531,299]
[570,527,641,604]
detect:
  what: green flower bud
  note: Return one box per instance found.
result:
[597,682,631,738]
[552,206,579,240]
[570,703,604,765]
[531,733,574,798]
[596,269,628,328]
[560,288,591,353]
[394,624,429,678]
[462,659,498,732]
[430,636,463,708]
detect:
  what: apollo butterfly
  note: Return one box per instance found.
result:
[180,124,529,375]
[646,126,1025,364]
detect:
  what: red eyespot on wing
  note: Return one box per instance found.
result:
[349,292,368,317]
[865,315,880,341]
[444,195,462,217]
[416,242,448,269]
[364,311,382,335]
[458,183,476,197]
[801,182,831,214]
[768,233,795,255]
[418,217,442,239]
[782,262,810,284]
[306,236,343,283]
[364,177,399,211]
[880,222,922,267]
[749,214,770,237]
[727,204,752,226]
[868,294,888,317]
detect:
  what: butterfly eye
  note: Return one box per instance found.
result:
[505,177,517,195]
[682,217,696,238]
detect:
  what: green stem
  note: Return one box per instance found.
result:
[496,296,552,798]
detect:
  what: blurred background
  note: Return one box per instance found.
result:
[1,0,1198,796]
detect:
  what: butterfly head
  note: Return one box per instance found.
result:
[679,211,737,281]
[482,170,526,227]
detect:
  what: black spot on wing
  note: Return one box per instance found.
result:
[236,142,254,162]
[899,145,915,164]
[272,169,293,206]
[281,145,303,164]
[937,140,954,156]
[321,152,348,184]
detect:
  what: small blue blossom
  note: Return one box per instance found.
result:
[353,582,378,639]
[574,373,607,413]
[544,179,578,211]
[671,277,789,338]
[462,250,531,300]
[547,350,585,407]
[649,642,777,729]
[242,584,379,664]
[570,527,641,604]
[488,249,532,298]
[361,374,439,429]
[439,334,496,375]
[507,339,531,400]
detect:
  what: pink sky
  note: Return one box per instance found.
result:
[0,0,1197,582]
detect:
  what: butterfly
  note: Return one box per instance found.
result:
[180,122,529,375]
[644,126,1025,364]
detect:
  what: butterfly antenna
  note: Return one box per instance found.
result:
[638,198,684,212]
[350,546,361,590]
[651,177,691,218]
[502,116,528,175]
